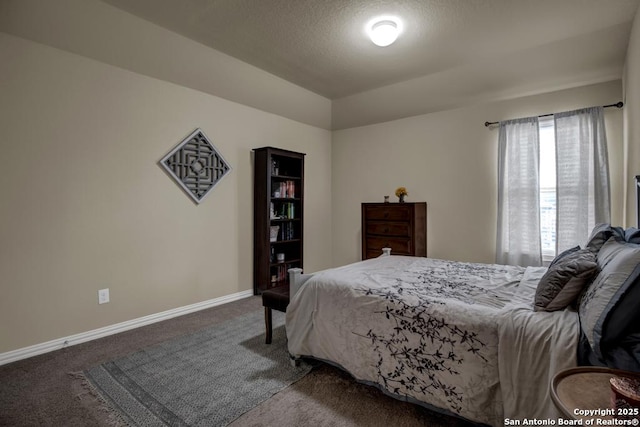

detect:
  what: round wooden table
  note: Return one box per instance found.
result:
[551,367,640,422]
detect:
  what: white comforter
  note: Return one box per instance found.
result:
[286,256,579,426]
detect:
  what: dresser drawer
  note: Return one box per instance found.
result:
[363,205,412,221]
[365,222,410,237]
[365,237,412,255]
[361,202,426,260]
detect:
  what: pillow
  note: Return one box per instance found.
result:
[625,227,640,244]
[548,245,580,268]
[578,237,640,358]
[534,248,598,312]
[585,223,624,254]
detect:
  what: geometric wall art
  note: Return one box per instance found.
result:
[160,128,231,204]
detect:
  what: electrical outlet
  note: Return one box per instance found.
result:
[98,288,110,304]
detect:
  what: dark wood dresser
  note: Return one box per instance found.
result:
[361,202,427,260]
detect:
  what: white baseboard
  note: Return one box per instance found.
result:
[0,290,254,366]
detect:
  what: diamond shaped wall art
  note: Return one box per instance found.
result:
[160,129,231,204]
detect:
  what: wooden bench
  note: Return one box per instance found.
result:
[261,285,290,344]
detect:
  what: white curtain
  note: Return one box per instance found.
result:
[555,107,610,252]
[496,117,542,267]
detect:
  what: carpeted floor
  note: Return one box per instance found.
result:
[84,310,311,426]
[0,296,475,426]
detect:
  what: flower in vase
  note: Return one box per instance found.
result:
[395,187,408,202]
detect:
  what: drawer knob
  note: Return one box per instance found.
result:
[384,228,389,233]
[383,212,389,218]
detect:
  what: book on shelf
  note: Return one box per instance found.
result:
[278,222,295,240]
[273,264,287,282]
[273,180,296,198]
[277,202,295,219]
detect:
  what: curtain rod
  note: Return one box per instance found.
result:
[484,101,624,127]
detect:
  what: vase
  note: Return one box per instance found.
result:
[398,195,405,203]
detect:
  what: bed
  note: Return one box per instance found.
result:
[285,224,640,426]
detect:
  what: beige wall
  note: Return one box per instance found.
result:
[624,6,640,227]
[332,81,624,267]
[0,0,332,130]
[0,33,332,353]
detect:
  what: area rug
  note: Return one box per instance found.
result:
[83,310,311,426]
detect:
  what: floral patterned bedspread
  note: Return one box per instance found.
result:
[286,256,579,426]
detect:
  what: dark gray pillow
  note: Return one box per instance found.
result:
[579,237,640,358]
[534,248,598,312]
[548,245,580,268]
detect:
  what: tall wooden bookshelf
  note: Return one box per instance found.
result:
[253,147,305,294]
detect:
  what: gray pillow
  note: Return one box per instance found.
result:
[579,237,640,358]
[625,227,640,244]
[585,223,624,254]
[534,248,598,312]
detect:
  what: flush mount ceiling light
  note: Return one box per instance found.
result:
[367,17,402,47]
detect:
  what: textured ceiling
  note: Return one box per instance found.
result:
[101,0,640,100]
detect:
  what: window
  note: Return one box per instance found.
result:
[497,107,609,267]
[539,116,556,259]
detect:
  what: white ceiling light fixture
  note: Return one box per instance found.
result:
[367,16,402,47]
